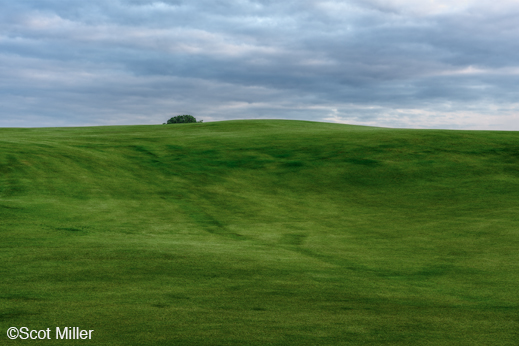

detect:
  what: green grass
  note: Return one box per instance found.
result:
[1,119,518,345]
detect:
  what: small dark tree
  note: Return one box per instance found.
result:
[166,115,197,124]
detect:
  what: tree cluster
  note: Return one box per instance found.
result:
[165,115,202,124]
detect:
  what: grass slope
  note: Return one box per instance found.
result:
[1,120,518,345]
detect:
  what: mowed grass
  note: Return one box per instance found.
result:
[1,120,518,345]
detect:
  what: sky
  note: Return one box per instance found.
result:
[1,0,518,129]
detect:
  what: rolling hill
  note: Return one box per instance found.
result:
[1,120,518,345]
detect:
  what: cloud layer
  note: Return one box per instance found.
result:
[1,0,518,129]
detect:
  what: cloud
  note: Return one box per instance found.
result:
[0,0,518,129]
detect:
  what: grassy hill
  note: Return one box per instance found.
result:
[1,120,518,345]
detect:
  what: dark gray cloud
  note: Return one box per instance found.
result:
[1,0,518,129]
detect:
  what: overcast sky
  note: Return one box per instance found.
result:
[1,0,518,129]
